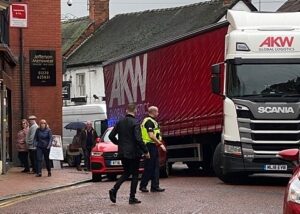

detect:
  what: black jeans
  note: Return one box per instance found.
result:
[18,151,29,171]
[36,147,51,174]
[140,144,160,189]
[28,149,37,172]
[113,158,140,198]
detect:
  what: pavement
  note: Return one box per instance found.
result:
[0,164,91,202]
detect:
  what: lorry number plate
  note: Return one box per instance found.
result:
[264,165,287,171]
[110,160,122,166]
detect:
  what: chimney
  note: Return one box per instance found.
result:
[89,0,109,27]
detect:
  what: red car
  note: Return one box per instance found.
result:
[90,127,168,182]
[278,149,300,214]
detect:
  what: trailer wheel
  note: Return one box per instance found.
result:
[92,173,102,182]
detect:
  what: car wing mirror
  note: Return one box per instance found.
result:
[277,149,299,166]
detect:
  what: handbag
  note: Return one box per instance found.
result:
[69,143,80,152]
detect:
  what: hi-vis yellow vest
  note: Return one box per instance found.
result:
[141,117,161,144]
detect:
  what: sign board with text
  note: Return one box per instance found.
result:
[10,3,28,28]
[30,50,56,86]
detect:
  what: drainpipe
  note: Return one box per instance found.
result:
[19,1,24,119]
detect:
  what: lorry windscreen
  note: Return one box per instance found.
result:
[227,63,300,98]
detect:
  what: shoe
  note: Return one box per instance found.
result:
[109,188,117,203]
[129,198,141,204]
[48,172,51,177]
[150,187,165,192]
[35,174,42,177]
[139,187,149,192]
[76,166,82,171]
[21,169,30,173]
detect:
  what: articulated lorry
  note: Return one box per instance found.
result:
[103,22,228,173]
[103,10,300,182]
[212,10,300,183]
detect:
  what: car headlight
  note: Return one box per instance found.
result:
[288,176,300,204]
[91,151,103,157]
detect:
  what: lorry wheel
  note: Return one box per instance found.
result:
[92,173,102,182]
[159,163,169,178]
[213,143,244,184]
[66,154,75,167]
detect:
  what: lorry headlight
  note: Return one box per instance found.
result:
[91,151,103,157]
[224,144,242,156]
[288,176,300,204]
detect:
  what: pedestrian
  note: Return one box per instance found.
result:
[81,121,98,171]
[109,103,150,205]
[34,119,53,177]
[139,106,166,193]
[26,115,38,174]
[16,119,30,173]
[69,129,83,171]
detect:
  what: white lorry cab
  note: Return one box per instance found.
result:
[212,10,300,183]
[62,104,107,163]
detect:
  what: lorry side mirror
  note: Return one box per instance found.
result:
[211,64,221,94]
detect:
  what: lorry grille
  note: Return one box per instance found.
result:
[237,116,300,144]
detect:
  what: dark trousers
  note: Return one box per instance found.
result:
[74,154,82,167]
[113,158,140,198]
[36,147,51,174]
[140,144,160,189]
[29,149,37,172]
[83,148,91,169]
[18,151,29,171]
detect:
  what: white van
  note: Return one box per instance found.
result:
[62,104,107,164]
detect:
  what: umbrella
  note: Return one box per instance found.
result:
[64,122,86,130]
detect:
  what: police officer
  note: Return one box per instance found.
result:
[139,106,166,193]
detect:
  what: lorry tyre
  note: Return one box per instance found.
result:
[92,173,102,182]
[213,143,235,183]
[213,143,245,184]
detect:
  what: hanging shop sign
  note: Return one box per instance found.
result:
[30,50,56,86]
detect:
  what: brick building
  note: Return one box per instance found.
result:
[0,0,62,165]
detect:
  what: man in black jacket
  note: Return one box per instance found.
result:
[109,103,150,205]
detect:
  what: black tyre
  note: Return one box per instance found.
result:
[213,143,247,184]
[92,173,102,182]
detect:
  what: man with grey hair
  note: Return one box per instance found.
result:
[139,106,166,193]
[26,115,38,173]
[81,121,98,171]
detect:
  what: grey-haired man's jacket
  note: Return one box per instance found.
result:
[26,122,38,150]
